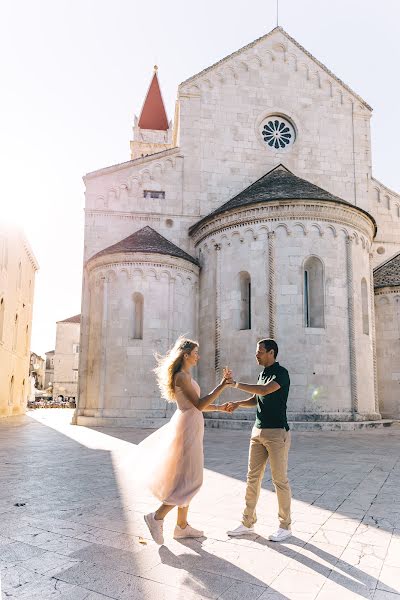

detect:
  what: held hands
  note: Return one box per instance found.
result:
[221,366,235,387]
[218,366,240,413]
[219,402,240,413]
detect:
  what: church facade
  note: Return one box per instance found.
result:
[75,27,400,427]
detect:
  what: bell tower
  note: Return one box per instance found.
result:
[130,66,173,160]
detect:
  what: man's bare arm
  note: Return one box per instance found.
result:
[233,381,281,396]
[226,395,257,412]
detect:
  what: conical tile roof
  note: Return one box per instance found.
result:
[138,68,169,131]
[190,165,376,236]
[89,226,199,266]
[374,251,400,289]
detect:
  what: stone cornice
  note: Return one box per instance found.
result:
[371,177,400,200]
[374,286,400,296]
[86,251,199,277]
[84,147,181,181]
[180,27,371,110]
[191,200,376,246]
[22,235,39,271]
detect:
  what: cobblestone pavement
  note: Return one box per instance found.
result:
[0,409,399,600]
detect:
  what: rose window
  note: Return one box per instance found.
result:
[261,117,295,150]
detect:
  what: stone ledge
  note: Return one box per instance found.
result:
[204,418,398,431]
[75,416,169,428]
[74,415,399,431]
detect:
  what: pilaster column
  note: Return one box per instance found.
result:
[167,276,175,348]
[97,277,109,416]
[214,243,222,384]
[346,235,358,416]
[267,232,276,339]
[369,252,379,414]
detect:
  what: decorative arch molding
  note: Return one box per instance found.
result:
[291,222,307,236]
[179,36,364,110]
[375,286,400,299]
[309,223,324,237]
[275,223,292,236]
[195,220,373,256]
[87,254,199,286]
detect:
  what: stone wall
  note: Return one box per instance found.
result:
[194,201,378,421]
[77,253,199,425]
[178,29,372,217]
[375,286,400,418]
[53,321,80,400]
[0,226,38,417]
[370,179,400,268]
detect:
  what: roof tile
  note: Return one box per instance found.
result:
[89,226,199,266]
[374,251,400,289]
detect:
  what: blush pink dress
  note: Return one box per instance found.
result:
[138,379,204,507]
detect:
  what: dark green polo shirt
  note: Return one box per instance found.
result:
[255,362,290,430]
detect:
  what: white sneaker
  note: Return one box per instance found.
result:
[144,512,164,545]
[227,523,255,536]
[268,528,292,542]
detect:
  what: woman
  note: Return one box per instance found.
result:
[141,336,230,545]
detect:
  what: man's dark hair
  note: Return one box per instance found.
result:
[258,339,278,358]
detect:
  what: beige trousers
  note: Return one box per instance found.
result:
[242,427,291,530]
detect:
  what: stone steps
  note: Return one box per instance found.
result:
[204,418,398,431]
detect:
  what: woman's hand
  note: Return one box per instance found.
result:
[221,366,234,387]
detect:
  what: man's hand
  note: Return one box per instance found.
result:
[225,402,240,413]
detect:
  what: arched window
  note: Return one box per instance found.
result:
[133,293,143,339]
[22,379,25,404]
[239,272,251,330]
[9,375,14,405]
[361,278,369,335]
[0,298,4,341]
[304,257,325,328]
[12,314,18,351]
[25,325,29,355]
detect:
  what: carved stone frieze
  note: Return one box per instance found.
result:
[191,201,375,246]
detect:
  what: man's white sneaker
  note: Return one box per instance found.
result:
[268,528,292,542]
[144,512,164,545]
[227,523,255,536]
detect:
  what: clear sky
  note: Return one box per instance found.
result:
[1,0,399,356]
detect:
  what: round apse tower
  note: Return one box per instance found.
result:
[190,165,380,423]
[75,226,199,427]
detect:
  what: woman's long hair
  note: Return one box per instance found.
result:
[154,336,198,402]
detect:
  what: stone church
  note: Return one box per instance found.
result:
[75,27,400,428]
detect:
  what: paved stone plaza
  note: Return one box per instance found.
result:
[0,409,399,600]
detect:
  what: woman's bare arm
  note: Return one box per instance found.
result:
[174,372,227,411]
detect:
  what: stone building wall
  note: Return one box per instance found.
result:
[0,226,38,417]
[178,29,372,218]
[193,202,377,421]
[77,253,199,426]
[375,286,400,418]
[370,179,400,268]
[53,321,80,400]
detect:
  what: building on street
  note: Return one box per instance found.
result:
[53,315,81,403]
[0,225,39,417]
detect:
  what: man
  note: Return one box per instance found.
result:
[226,339,292,542]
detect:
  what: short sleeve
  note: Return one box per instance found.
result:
[275,367,290,389]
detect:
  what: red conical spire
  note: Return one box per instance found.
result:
[138,66,169,131]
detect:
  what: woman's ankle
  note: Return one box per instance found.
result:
[177,522,187,529]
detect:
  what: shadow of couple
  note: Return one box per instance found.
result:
[158,533,392,599]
